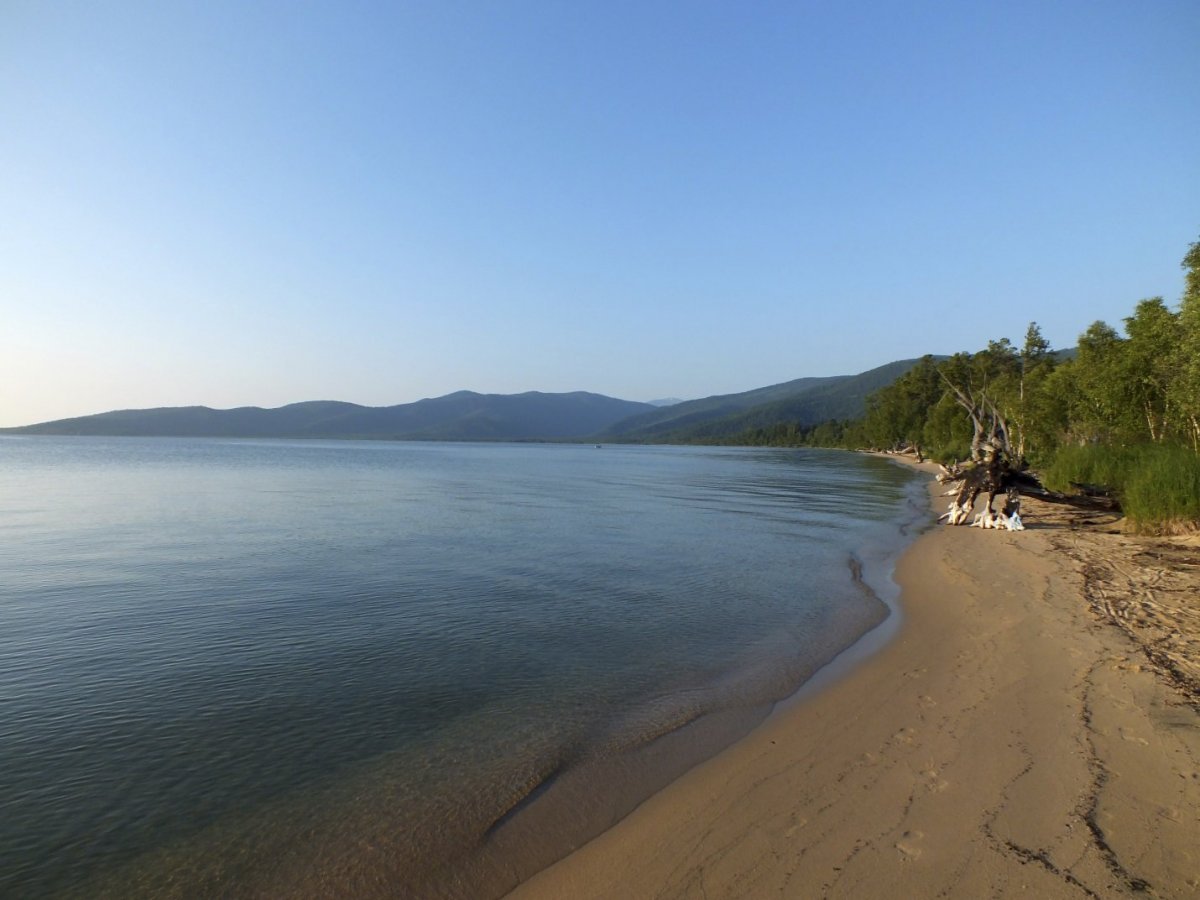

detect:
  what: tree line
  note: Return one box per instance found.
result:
[728,235,1200,527]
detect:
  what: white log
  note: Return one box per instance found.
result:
[943,501,973,525]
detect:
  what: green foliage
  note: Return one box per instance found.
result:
[1042,443,1200,530]
[834,232,1200,527]
[1122,447,1200,527]
[1176,240,1200,450]
[1022,322,1051,361]
[720,418,863,449]
[921,393,973,461]
[623,232,1200,529]
[1065,320,1137,443]
[604,359,929,443]
[1021,362,1071,463]
[1012,322,1059,459]
[861,355,942,452]
[1122,297,1180,442]
[1040,443,1139,494]
[1183,238,1200,305]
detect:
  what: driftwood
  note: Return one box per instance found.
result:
[871,369,1120,530]
[937,449,1027,530]
[933,367,1032,529]
[876,443,926,463]
[933,370,1120,529]
[936,451,1121,529]
[1069,481,1117,499]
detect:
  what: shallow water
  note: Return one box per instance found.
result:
[0,437,921,897]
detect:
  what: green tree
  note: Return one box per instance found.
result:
[862,355,943,454]
[1176,238,1200,449]
[1026,361,1074,457]
[1122,297,1180,442]
[921,390,974,461]
[1022,321,1052,365]
[1068,320,1135,443]
[936,344,1023,461]
[1011,322,1056,458]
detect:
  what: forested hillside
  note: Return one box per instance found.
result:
[600,360,927,442]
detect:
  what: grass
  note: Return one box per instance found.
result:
[1042,443,1200,531]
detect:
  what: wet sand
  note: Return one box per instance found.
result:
[508,461,1200,898]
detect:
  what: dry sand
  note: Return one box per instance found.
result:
[508,461,1200,898]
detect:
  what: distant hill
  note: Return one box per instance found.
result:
[645,397,686,407]
[600,359,934,442]
[2,392,656,441]
[5,359,935,444]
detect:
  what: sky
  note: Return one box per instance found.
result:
[2,1,1198,426]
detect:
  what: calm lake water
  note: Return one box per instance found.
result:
[0,437,923,898]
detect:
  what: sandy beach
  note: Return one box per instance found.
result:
[509,461,1200,898]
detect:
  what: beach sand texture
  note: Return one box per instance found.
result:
[509,467,1200,899]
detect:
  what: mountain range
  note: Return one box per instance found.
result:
[2,359,928,443]
[597,359,926,442]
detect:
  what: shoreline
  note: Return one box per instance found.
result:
[508,458,1200,898]
[415,459,923,899]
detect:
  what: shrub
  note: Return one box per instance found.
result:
[1041,443,1200,530]
[1041,443,1136,493]
[1122,445,1200,528]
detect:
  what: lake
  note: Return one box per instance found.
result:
[0,437,924,898]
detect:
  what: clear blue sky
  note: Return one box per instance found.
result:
[3,0,1198,426]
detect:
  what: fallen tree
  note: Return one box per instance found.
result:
[932,362,1030,529]
[933,369,1119,529]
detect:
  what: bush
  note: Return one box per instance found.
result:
[1122,445,1200,527]
[1041,443,1136,493]
[1041,443,1200,530]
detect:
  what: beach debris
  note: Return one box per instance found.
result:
[937,456,1119,529]
[936,446,1029,530]
[933,366,1117,530]
[969,507,1024,531]
[930,364,1037,530]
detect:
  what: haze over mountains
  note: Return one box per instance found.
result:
[1,392,652,442]
[2,359,929,443]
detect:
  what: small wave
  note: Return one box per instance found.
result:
[483,750,578,836]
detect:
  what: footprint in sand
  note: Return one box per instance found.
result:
[784,817,808,838]
[896,830,924,860]
[921,768,949,792]
[918,695,937,709]
[1118,728,1150,746]
[893,727,917,745]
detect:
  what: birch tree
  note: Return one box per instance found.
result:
[1176,239,1200,449]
